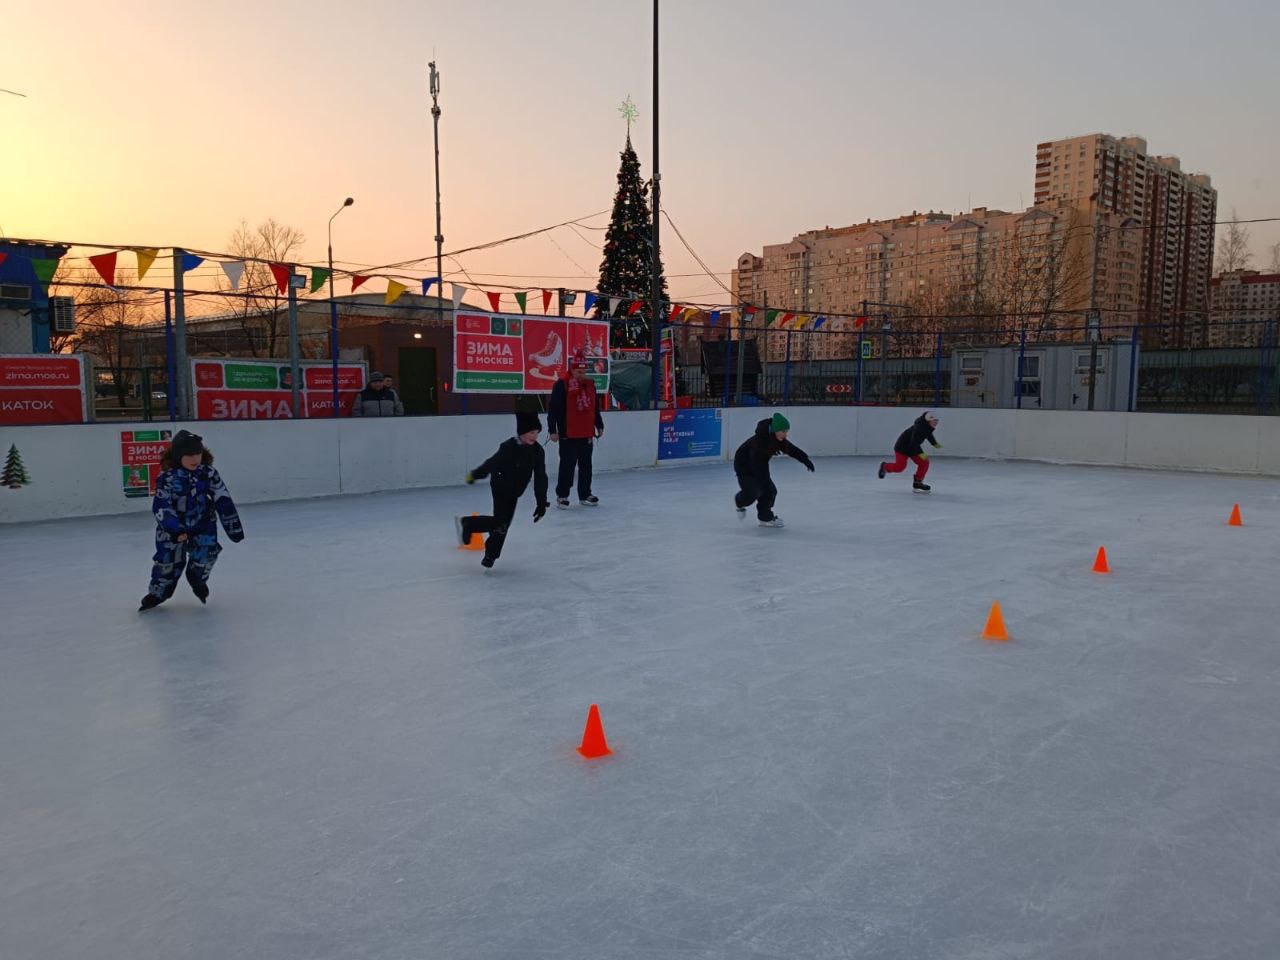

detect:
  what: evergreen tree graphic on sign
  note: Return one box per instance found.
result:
[3,444,31,489]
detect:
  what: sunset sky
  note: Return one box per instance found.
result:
[3,0,1279,306]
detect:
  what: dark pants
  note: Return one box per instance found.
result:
[465,491,519,561]
[556,438,594,500]
[148,533,221,600]
[735,473,778,521]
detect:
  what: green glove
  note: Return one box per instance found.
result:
[465,471,476,485]
[918,450,929,461]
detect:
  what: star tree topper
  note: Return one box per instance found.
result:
[618,96,639,136]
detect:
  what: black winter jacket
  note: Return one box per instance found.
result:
[894,413,940,456]
[471,438,549,505]
[734,417,813,479]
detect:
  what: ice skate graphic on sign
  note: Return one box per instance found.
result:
[527,331,564,384]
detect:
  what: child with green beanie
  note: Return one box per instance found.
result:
[732,412,814,527]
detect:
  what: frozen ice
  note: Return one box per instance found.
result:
[2,457,1279,959]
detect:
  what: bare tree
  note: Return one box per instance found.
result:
[1215,208,1253,274]
[66,270,154,407]
[221,218,306,357]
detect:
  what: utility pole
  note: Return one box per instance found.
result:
[287,273,303,418]
[429,61,444,330]
[648,0,663,409]
[172,249,189,419]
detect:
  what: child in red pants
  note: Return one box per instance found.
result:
[878,412,940,492]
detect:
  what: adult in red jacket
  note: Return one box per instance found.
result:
[548,353,604,507]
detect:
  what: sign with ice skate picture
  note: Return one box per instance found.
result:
[0,354,89,425]
[658,407,722,462]
[190,358,366,419]
[453,312,609,394]
[120,429,172,498]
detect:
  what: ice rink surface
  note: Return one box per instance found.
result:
[3,456,1279,960]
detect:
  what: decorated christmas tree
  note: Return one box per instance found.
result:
[595,128,668,348]
[3,444,31,489]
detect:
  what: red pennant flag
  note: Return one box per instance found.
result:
[351,275,369,292]
[627,300,643,316]
[542,289,553,314]
[781,313,795,327]
[854,315,868,329]
[743,305,758,315]
[269,263,292,293]
[669,303,682,321]
[89,251,118,286]
[486,291,502,313]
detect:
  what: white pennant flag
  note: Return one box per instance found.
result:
[608,296,621,316]
[220,260,245,291]
[451,283,466,310]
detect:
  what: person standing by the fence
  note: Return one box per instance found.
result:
[548,351,604,508]
[351,372,404,417]
[878,411,941,493]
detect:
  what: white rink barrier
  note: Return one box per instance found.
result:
[2,408,1277,523]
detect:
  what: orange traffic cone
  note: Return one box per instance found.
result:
[982,602,1009,641]
[1228,503,1243,527]
[461,512,485,551]
[577,703,612,759]
[1092,546,1110,575]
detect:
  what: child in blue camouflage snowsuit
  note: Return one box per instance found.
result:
[140,430,244,611]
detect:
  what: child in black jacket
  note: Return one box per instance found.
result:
[456,412,550,568]
[878,411,941,492]
[733,412,814,527]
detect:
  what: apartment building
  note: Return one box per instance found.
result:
[1208,271,1280,347]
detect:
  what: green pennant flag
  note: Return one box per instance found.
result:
[514,291,527,313]
[765,309,779,327]
[310,267,331,294]
[31,258,60,289]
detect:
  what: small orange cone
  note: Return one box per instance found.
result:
[1092,546,1110,575]
[461,512,485,551]
[577,703,612,759]
[982,602,1009,641]
[1228,503,1243,527]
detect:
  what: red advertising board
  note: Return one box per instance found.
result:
[0,354,88,425]
[452,313,610,394]
[120,429,173,498]
[190,358,365,420]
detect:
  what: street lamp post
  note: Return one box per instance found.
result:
[429,62,444,330]
[328,197,354,417]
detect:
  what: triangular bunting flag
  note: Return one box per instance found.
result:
[765,310,779,326]
[421,277,439,295]
[514,291,527,313]
[486,291,502,313]
[181,253,204,273]
[135,248,158,281]
[310,267,331,294]
[781,313,795,327]
[814,316,826,329]
[385,279,408,305]
[627,300,643,316]
[268,263,292,293]
[451,284,466,309]
[854,315,868,329]
[542,289,553,314]
[89,251,118,286]
[682,307,698,322]
[608,297,621,316]
[352,275,369,292]
[221,260,246,290]
[744,305,758,316]
[583,292,598,315]
[31,258,59,289]
[709,311,721,326]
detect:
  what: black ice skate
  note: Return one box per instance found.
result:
[579,495,599,506]
[736,505,747,521]
[878,463,886,479]
[758,516,785,528]
[913,480,931,493]
[556,498,570,509]
[139,594,163,612]
[455,515,471,546]
[480,556,495,570]
[187,574,209,604]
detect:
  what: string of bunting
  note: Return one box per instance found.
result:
[0,244,870,328]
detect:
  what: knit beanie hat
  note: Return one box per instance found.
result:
[770,412,790,433]
[515,411,542,435]
[170,430,204,459]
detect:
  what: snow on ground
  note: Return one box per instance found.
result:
[2,457,1278,960]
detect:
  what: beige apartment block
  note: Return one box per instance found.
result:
[1208,271,1280,347]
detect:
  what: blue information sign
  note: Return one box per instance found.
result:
[658,407,723,461]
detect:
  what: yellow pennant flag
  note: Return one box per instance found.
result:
[385,279,407,305]
[797,314,811,328]
[135,248,159,281]
[682,306,698,323]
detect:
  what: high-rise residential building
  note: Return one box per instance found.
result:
[1035,134,1217,347]
[731,134,1217,362]
[1208,271,1280,347]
